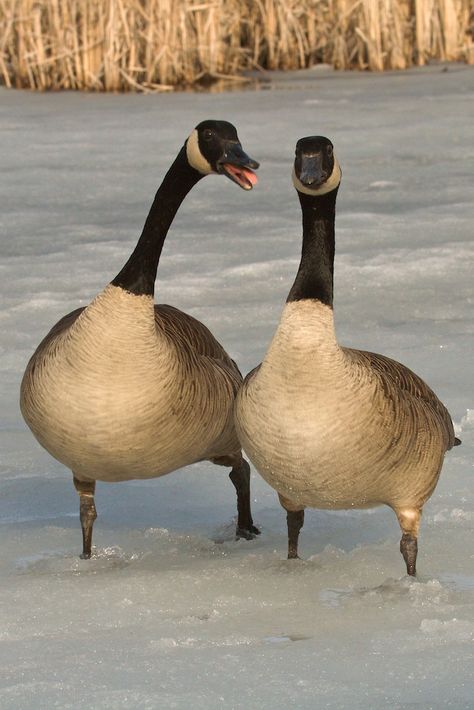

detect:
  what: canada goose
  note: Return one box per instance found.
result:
[235,135,460,576]
[21,120,260,558]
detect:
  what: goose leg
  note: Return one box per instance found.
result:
[229,458,260,539]
[279,494,305,559]
[211,454,260,539]
[73,475,97,559]
[395,507,421,576]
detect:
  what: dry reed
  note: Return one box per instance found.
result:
[0,0,472,91]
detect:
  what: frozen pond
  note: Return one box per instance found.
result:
[1,64,473,708]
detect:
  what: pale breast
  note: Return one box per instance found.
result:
[236,310,449,512]
[20,285,241,482]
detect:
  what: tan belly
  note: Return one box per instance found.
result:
[235,383,445,511]
[20,287,240,482]
[237,416,384,509]
[21,362,235,483]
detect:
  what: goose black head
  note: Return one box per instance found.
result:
[292,136,341,196]
[186,120,259,190]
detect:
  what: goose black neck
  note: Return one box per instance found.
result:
[286,188,338,307]
[111,146,204,296]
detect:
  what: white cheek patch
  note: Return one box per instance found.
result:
[186,129,213,175]
[292,157,341,196]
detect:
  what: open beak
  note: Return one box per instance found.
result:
[217,142,259,190]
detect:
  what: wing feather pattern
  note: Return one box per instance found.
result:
[344,348,457,451]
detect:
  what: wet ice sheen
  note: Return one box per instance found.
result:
[1,64,473,708]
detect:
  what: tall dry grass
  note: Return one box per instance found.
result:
[0,0,472,91]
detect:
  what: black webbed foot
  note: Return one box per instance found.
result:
[236,523,261,540]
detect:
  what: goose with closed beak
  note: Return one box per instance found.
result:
[235,136,459,575]
[21,120,260,558]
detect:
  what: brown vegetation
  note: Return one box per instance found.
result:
[0,0,473,91]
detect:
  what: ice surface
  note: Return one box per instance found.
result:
[1,64,473,708]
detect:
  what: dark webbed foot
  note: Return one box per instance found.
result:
[235,523,260,540]
[209,453,260,539]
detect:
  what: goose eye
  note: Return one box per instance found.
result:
[202,129,213,141]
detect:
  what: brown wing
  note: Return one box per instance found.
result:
[344,347,457,451]
[155,304,242,381]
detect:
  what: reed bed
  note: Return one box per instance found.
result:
[0,0,473,91]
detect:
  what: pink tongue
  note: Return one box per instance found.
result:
[242,168,258,186]
[225,163,258,185]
